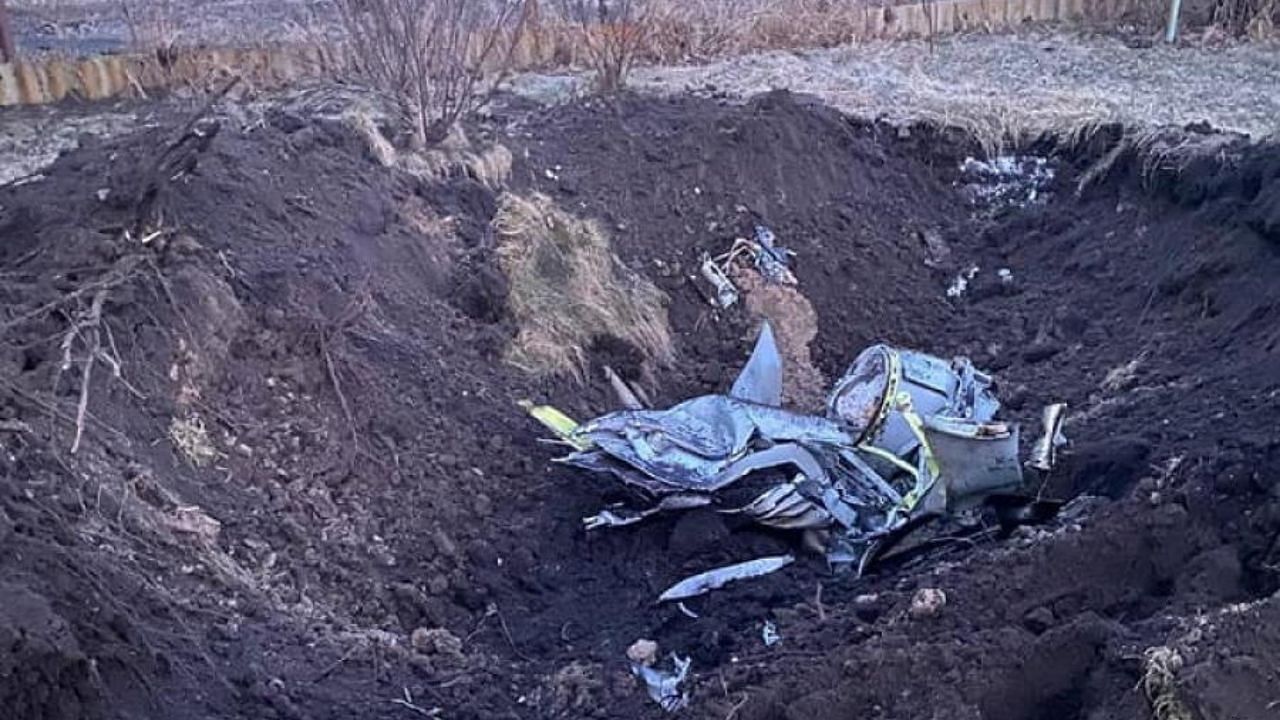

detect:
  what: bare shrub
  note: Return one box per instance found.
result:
[1214,0,1277,37]
[336,0,532,146]
[120,0,182,58]
[557,0,655,92]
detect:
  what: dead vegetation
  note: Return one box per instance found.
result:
[493,192,673,380]
[557,0,655,92]
[1142,646,1195,720]
[335,0,533,146]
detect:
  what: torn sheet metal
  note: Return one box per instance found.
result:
[584,494,712,529]
[659,555,795,602]
[523,319,1066,582]
[921,416,1022,510]
[632,654,691,712]
[730,321,782,406]
[1029,403,1069,472]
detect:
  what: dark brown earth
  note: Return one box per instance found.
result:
[1,89,1279,720]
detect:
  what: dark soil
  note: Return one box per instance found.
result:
[1,89,1278,720]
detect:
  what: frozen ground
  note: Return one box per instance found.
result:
[511,30,1280,145]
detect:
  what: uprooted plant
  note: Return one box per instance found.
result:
[336,0,533,146]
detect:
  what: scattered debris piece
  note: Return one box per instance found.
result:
[524,315,1067,587]
[693,225,796,309]
[761,620,781,647]
[946,265,980,298]
[1028,403,1068,472]
[676,602,699,619]
[631,653,691,712]
[659,555,796,602]
[749,226,796,285]
[627,638,659,666]
[919,228,952,268]
[699,255,739,308]
[958,155,1055,210]
[997,267,1014,284]
[908,588,947,619]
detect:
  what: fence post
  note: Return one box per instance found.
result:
[1165,0,1183,41]
[0,0,16,63]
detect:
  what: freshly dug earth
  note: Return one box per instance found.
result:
[1,89,1278,720]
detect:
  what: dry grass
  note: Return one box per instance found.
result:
[493,192,673,380]
[599,32,1280,153]
[169,413,220,466]
[1141,646,1195,720]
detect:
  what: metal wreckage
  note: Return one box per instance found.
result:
[522,228,1069,599]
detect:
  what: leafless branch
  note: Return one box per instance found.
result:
[337,0,531,146]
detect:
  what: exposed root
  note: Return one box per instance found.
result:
[318,289,374,477]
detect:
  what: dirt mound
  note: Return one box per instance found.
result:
[1,88,1279,720]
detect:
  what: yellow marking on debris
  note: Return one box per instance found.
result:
[518,401,590,450]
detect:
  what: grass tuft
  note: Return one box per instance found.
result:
[493,192,673,380]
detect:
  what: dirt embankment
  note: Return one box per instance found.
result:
[1,89,1279,720]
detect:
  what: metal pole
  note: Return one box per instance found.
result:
[0,0,17,64]
[1165,0,1183,43]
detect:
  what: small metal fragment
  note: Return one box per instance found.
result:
[631,653,691,712]
[1028,403,1069,471]
[699,256,738,308]
[761,620,780,647]
[658,555,795,602]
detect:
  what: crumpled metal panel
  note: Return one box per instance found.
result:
[571,397,852,493]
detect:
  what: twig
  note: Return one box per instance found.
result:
[63,289,108,455]
[814,581,826,622]
[724,692,749,720]
[0,260,137,339]
[490,603,531,662]
[312,643,363,683]
[320,331,358,471]
[389,687,438,716]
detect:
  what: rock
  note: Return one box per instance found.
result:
[1022,341,1064,363]
[1023,606,1055,633]
[908,588,947,620]
[626,638,658,666]
[410,627,464,665]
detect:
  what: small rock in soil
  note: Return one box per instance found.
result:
[909,588,947,620]
[626,638,658,666]
[1023,606,1055,633]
